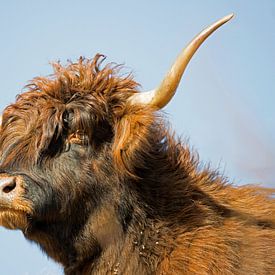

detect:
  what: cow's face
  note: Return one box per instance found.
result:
[0,57,139,236]
[0,94,113,233]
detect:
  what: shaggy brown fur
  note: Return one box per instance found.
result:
[0,54,274,274]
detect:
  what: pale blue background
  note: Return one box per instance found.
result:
[0,1,274,274]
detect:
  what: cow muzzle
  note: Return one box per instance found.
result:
[0,175,33,230]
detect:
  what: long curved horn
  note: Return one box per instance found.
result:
[130,14,234,109]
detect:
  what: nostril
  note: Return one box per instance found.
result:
[3,180,16,193]
[0,177,17,194]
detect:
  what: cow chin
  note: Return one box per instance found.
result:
[0,209,29,230]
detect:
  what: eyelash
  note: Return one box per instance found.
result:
[68,131,88,145]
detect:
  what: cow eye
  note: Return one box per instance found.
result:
[68,131,88,146]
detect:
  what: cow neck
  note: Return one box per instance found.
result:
[64,216,173,275]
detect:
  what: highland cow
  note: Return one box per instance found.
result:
[0,14,274,275]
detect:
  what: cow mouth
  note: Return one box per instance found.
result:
[0,198,32,213]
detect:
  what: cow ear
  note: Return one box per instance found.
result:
[112,106,155,177]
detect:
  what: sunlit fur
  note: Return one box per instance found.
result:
[0,55,274,274]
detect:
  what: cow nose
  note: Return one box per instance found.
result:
[0,177,17,195]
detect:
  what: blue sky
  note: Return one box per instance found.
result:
[0,1,274,274]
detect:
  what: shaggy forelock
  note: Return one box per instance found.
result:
[25,54,139,103]
[0,54,140,167]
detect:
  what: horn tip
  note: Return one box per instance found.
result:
[224,13,234,22]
